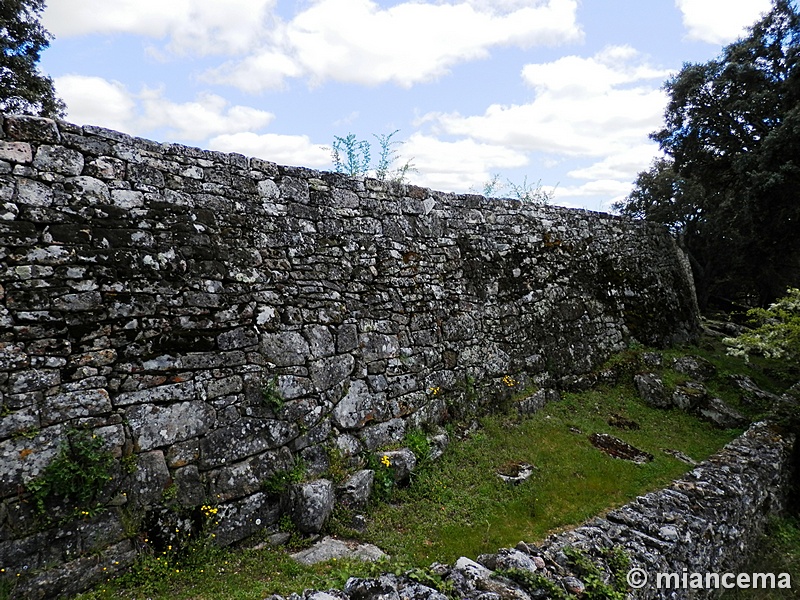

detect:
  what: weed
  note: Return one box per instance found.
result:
[471,173,555,204]
[331,133,371,177]
[373,130,416,183]
[121,454,137,475]
[277,513,307,550]
[161,483,179,506]
[404,429,431,468]
[331,130,415,183]
[261,376,283,413]
[324,445,351,484]
[25,428,114,517]
[499,569,569,599]
[406,566,457,598]
[367,453,395,502]
[563,547,628,600]
[262,460,306,496]
[12,427,40,440]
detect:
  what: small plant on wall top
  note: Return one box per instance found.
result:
[330,130,416,183]
[25,428,114,518]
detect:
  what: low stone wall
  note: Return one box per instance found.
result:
[279,422,797,600]
[0,113,700,598]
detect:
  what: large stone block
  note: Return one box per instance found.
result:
[126,401,215,451]
[289,479,334,534]
[333,380,388,430]
[32,145,84,175]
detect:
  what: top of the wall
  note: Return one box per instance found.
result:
[0,113,637,225]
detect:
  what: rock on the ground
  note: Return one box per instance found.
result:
[672,355,716,381]
[289,479,335,533]
[337,469,374,509]
[696,397,748,429]
[291,536,386,566]
[633,373,670,408]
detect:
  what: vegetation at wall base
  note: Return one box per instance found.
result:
[59,335,798,600]
[25,428,114,519]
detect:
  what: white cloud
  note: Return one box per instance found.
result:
[426,46,669,158]
[54,75,275,142]
[137,89,274,141]
[204,0,582,91]
[43,0,276,56]
[400,133,529,192]
[54,75,137,132]
[567,144,661,182]
[208,132,330,167]
[675,0,773,45]
[552,179,633,211]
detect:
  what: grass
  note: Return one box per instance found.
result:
[352,383,740,565]
[66,338,793,600]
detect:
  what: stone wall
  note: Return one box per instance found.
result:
[281,422,796,600]
[0,113,699,598]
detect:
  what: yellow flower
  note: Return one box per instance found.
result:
[380,455,391,467]
[502,375,516,387]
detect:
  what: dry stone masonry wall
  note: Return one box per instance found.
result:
[0,114,699,597]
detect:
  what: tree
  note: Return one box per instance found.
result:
[616,0,800,307]
[1,0,64,117]
[724,287,800,364]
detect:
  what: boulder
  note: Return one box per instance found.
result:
[728,374,781,405]
[337,469,374,509]
[672,382,707,411]
[672,356,716,381]
[289,479,335,533]
[633,373,670,408]
[379,448,417,483]
[478,548,539,572]
[696,397,748,429]
[291,536,386,566]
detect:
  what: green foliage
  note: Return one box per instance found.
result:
[563,547,629,600]
[403,429,431,468]
[331,133,371,177]
[724,288,800,363]
[330,130,415,182]
[261,376,284,413]
[499,569,569,599]
[112,504,224,595]
[25,428,114,516]
[0,0,65,116]
[324,444,351,483]
[405,566,457,598]
[615,0,800,306]
[262,460,306,496]
[367,452,396,502]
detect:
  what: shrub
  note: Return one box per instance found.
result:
[25,428,114,516]
[723,288,800,364]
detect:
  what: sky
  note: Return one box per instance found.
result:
[37,0,774,212]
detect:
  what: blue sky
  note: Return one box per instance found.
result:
[38,0,773,212]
